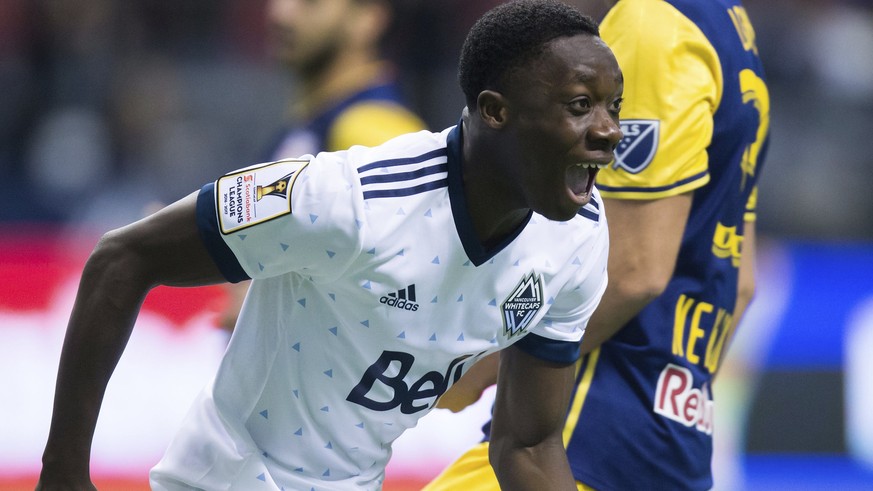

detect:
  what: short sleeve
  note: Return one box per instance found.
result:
[517,208,610,363]
[196,155,365,283]
[597,0,721,199]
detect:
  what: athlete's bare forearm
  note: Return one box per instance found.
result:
[38,192,226,487]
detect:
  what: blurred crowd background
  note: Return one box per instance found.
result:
[2,0,873,489]
[1,0,872,238]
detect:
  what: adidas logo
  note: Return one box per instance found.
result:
[380,284,420,312]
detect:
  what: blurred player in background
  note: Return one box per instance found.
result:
[427,0,770,489]
[36,1,624,489]
[218,0,426,331]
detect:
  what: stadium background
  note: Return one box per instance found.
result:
[2,0,873,489]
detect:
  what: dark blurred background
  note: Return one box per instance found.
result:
[1,1,872,489]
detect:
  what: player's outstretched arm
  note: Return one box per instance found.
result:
[37,191,225,490]
[488,345,577,491]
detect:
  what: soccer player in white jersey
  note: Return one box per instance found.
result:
[37,1,624,490]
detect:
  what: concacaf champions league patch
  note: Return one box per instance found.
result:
[216,159,309,234]
[614,119,659,174]
[501,271,545,338]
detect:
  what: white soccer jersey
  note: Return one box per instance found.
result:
[150,125,609,490]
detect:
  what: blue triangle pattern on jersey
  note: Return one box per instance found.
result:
[309,214,318,224]
[260,409,268,419]
[280,243,289,251]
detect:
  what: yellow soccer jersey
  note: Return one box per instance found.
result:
[598,0,721,200]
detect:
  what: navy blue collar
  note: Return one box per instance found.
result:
[446,122,532,267]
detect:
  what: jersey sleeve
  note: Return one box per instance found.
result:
[517,209,610,364]
[597,0,721,199]
[327,102,426,152]
[195,155,364,283]
[743,185,758,223]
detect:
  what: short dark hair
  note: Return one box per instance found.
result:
[458,0,600,108]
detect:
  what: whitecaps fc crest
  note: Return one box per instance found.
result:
[501,271,544,338]
[614,120,660,174]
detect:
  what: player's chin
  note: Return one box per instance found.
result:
[540,199,585,222]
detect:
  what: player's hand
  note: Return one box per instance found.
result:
[435,352,499,412]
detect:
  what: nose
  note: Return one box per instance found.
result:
[587,108,623,151]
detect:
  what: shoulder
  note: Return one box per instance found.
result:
[328,102,427,151]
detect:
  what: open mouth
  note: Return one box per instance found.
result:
[567,162,607,205]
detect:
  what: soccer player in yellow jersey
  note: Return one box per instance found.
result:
[427,0,770,489]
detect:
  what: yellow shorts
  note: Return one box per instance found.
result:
[422,442,595,491]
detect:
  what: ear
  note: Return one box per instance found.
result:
[476,90,510,129]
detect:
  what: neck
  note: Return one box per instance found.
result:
[460,118,530,248]
[292,50,388,119]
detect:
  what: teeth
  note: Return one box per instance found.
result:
[575,162,608,169]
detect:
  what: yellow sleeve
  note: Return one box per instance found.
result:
[598,0,722,200]
[326,102,427,151]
